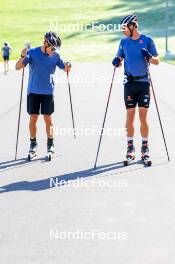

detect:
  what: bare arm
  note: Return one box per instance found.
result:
[15,58,25,70]
[15,48,28,70]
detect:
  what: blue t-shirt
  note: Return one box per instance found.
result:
[23,47,65,95]
[117,34,158,82]
[2,46,10,57]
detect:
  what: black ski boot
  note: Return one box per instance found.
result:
[28,138,37,161]
[47,138,54,161]
[141,141,152,166]
[124,140,135,166]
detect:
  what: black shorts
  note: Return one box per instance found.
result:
[3,56,9,61]
[124,81,150,109]
[27,93,54,115]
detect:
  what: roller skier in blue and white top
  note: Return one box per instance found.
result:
[112,15,159,163]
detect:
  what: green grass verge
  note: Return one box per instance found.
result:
[0,0,175,62]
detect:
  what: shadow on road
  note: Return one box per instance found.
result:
[0,157,46,172]
[0,161,145,193]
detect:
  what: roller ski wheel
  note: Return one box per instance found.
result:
[28,139,37,161]
[28,151,37,161]
[47,139,54,161]
[47,151,54,161]
[124,154,135,166]
[142,155,152,167]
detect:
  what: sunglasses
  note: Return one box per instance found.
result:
[44,40,56,51]
[50,46,56,51]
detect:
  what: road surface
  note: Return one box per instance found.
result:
[0,62,175,264]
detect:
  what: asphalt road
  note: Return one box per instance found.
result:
[0,62,175,264]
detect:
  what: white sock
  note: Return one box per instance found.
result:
[142,137,148,142]
[127,137,134,142]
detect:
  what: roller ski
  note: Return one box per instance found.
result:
[141,141,152,167]
[47,138,54,161]
[124,140,135,166]
[28,138,37,161]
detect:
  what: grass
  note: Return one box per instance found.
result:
[0,0,175,62]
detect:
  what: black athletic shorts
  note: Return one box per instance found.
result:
[27,93,54,115]
[124,81,150,109]
[3,56,9,61]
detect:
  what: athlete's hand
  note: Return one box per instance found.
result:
[64,62,71,73]
[112,57,121,67]
[21,48,28,58]
[142,48,152,60]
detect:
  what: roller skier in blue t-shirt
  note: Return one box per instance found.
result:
[16,32,71,160]
[112,15,159,164]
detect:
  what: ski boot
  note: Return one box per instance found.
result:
[28,138,37,161]
[124,140,135,166]
[141,141,152,167]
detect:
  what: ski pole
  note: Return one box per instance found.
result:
[67,71,76,139]
[94,66,117,169]
[148,68,170,162]
[15,67,25,160]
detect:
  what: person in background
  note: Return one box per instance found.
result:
[1,42,12,74]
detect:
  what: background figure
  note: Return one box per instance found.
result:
[1,42,12,74]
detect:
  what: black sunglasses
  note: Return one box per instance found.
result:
[50,46,56,51]
[44,40,56,51]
